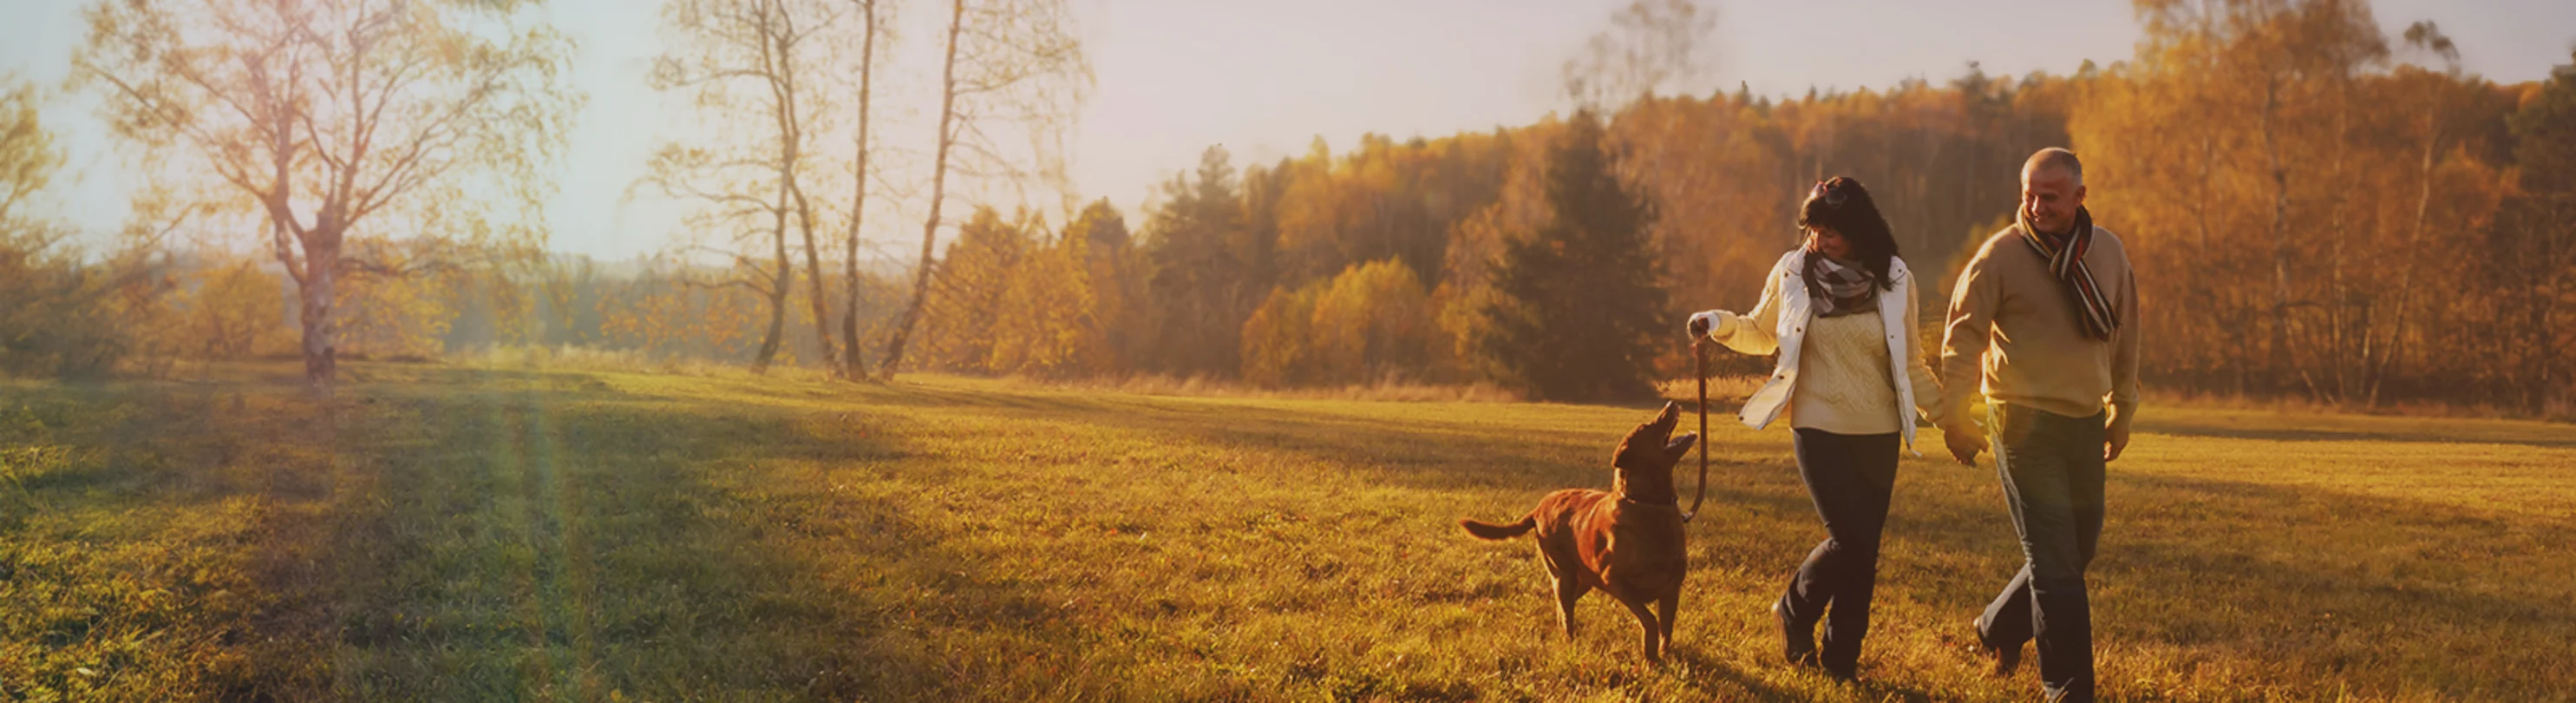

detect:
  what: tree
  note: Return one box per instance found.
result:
[990,220,1109,378]
[1239,283,1320,386]
[179,256,288,360]
[2499,49,2576,413]
[0,76,55,230]
[837,0,893,378]
[1242,259,1436,387]
[1480,111,1668,402]
[1139,147,1256,377]
[644,141,797,373]
[1,74,192,378]
[337,239,462,358]
[2362,20,2465,404]
[1561,0,1718,110]
[979,198,1140,378]
[879,0,1090,379]
[650,0,854,374]
[0,76,107,376]
[915,207,1029,372]
[79,0,579,392]
[1064,199,1143,370]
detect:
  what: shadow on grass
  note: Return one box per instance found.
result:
[1661,647,1812,701]
[0,376,346,700]
[1851,453,2576,700]
[186,368,2566,701]
[877,383,1640,491]
[866,378,2576,700]
[233,365,1115,701]
[2133,416,2576,450]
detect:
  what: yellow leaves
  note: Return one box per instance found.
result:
[0,76,62,223]
[170,255,290,360]
[990,234,1106,379]
[919,206,1134,379]
[336,244,462,359]
[1241,260,1436,387]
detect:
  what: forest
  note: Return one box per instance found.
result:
[3,0,2571,416]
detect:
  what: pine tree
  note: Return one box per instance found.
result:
[1481,110,1669,402]
[1141,147,1256,377]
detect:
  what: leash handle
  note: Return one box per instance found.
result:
[1684,338,1710,522]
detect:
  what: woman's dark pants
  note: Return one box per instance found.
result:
[1779,428,1901,678]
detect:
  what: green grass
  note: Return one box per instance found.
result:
[3,362,2569,701]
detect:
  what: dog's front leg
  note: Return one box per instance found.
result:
[1655,590,1678,644]
[1620,598,1663,664]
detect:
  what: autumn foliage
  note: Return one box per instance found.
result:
[4,0,2573,415]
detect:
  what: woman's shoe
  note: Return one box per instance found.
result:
[1774,601,1818,667]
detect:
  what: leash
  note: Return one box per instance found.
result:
[1684,338,1711,522]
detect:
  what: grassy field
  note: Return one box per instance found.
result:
[3,362,2570,701]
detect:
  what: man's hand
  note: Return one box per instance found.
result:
[1941,421,1987,466]
[2104,413,2133,463]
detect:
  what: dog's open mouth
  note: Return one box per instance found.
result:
[1617,401,1699,471]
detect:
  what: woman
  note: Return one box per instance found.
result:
[1686,176,1944,681]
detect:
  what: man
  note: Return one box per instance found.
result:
[1939,148,2140,703]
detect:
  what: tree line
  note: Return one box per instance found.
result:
[3,0,2572,416]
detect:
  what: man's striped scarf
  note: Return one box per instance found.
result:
[2016,207,2120,341]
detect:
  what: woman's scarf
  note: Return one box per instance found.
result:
[1801,251,1879,319]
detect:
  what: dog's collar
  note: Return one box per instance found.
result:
[1618,495,1680,509]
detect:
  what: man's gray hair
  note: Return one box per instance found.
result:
[2025,148,2083,187]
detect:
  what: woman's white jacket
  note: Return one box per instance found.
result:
[1700,250,1945,453]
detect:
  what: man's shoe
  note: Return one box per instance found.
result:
[1774,601,1817,667]
[1972,621,2021,677]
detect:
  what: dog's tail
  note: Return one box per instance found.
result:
[1459,514,1538,541]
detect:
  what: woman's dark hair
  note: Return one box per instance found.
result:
[1797,175,1899,289]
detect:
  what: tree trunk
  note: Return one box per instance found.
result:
[753,191,796,374]
[2372,102,2444,407]
[298,236,342,394]
[752,281,789,373]
[840,0,881,380]
[2262,77,2293,394]
[2322,82,2353,405]
[773,7,836,374]
[877,0,965,381]
[797,197,834,371]
[2537,200,2572,414]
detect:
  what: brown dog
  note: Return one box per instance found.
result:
[1461,401,1700,662]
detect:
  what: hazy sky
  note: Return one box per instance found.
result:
[3,0,2571,261]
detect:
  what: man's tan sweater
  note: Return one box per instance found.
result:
[1940,225,2141,423]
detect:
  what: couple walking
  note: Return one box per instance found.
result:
[1686,148,2141,702]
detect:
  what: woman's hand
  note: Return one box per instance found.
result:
[1686,310,1735,338]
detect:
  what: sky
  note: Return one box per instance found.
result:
[3,0,2572,262]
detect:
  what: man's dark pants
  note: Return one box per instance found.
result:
[1975,403,2107,702]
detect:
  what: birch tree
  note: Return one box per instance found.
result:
[876,0,1089,379]
[78,0,579,392]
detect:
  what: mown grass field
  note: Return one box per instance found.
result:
[3,362,2570,701]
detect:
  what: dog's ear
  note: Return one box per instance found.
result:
[1663,431,1698,463]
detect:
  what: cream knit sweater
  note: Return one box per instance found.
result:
[1706,260,1945,435]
